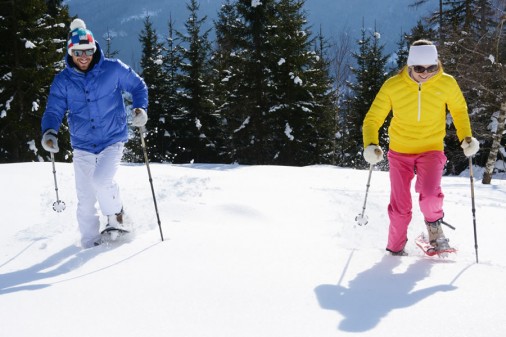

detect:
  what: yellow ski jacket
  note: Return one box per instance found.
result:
[362,66,472,154]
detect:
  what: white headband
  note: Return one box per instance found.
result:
[407,45,438,66]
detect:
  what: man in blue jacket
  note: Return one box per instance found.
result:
[41,18,148,248]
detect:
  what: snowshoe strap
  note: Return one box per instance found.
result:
[441,220,456,230]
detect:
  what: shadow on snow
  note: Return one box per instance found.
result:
[314,251,457,332]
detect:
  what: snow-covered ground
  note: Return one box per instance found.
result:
[1,161,505,337]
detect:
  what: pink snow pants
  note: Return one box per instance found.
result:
[386,150,447,253]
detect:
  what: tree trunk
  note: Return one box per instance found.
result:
[482,102,506,184]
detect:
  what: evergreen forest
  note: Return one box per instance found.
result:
[1,0,505,183]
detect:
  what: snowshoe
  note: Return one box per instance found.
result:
[415,233,456,257]
[98,208,129,243]
[100,226,130,241]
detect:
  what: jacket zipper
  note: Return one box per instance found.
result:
[417,83,422,121]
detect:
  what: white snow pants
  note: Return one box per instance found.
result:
[73,142,124,248]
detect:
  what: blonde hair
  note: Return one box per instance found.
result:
[411,39,433,47]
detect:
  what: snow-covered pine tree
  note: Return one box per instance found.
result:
[211,0,245,163]
[214,0,336,166]
[137,15,167,162]
[173,0,218,164]
[221,0,278,164]
[0,0,70,162]
[345,24,388,169]
[103,29,119,59]
[160,15,183,163]
[266,0,336,166]
[327,30,353,167]
[311,29,339,165]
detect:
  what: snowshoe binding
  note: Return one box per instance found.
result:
[415,232,456,257]
[99,208,129,243]
[415,218,456,256]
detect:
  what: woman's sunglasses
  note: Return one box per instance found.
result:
[72,49,94,57]
[412,65,438,74]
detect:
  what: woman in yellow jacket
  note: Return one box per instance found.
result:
[362,39,479,256]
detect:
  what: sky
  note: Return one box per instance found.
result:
[1,161,505,337]
[65,0,434,68]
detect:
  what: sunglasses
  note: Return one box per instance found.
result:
[412,65,438,74]
[72,49,94,57]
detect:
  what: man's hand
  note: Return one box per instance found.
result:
[41,129,59,153]
[132,108,148,127]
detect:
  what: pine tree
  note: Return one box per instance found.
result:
[211,0,245,162]
[392,32,409,74]
[173,0,218,164]
[345,24,389,169]
[327,29,353,166]
[269,0,336,166]
[214,0,336,165]
[103,28,119,58]
[220,0,278,164]
[137,15,166,162]
[0,0,70,162]
[160,15,183,163]
[312,29,339,165]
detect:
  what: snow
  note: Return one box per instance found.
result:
[285,123,294,140]
[25,40,36,49]
[1,162,506,337]
[233,116,250,133]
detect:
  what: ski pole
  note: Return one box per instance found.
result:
[355,164,373,226]
[139,126,164,241]
[50,152,66,212]
[469,156,478,263]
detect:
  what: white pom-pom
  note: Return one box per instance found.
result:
[70,18,86,31]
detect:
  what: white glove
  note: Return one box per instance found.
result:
[461,137,479,157]
[132,108,148,127]
[364,145,384,164]
[41,129,59,153]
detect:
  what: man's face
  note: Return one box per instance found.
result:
[71,49,94,71]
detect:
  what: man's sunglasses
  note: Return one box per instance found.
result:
[72,49,94,57]
[412,65,438,74]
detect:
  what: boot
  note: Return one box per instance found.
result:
[425,218,451,251]
[106,208,124,229]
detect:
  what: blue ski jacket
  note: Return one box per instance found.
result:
[42,43,148,154]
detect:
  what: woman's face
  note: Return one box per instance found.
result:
[410,64,438,83]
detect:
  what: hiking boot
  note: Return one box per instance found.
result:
[390,249,408,256]
[425,218,451,251]
[106,208,124,229]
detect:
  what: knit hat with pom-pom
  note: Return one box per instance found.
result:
[67,19,96,56]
